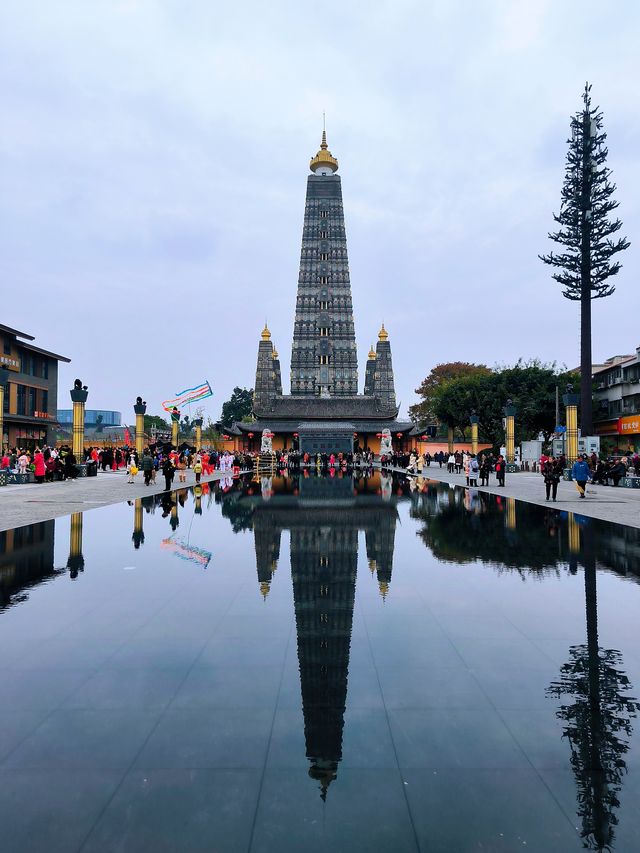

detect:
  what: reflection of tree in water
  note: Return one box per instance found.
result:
[411,488,564,575]
[546,528,640,851]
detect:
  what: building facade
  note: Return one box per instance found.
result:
[1,324,70,451]
[233,132,414,453]
[593,349,640,450]
[57,409,122,428]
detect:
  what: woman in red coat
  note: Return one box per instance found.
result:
[33,449,46,484]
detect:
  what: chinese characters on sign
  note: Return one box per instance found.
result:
[617,416,640,435]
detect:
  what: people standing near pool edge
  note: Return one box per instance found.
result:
[572,454,591,499]
[495,455,506,487]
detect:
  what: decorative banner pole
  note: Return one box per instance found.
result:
[447,425,454,455]
[0,367,9,452]
[70,379,88,461]
[134,397,147,457]
[504,399,516,464]
[563,383,580,464]
[170,406,180,449]
[67,512,85,579]
[194,418,203,450]
[470,411,479,456]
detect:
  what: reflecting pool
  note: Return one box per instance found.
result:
[1,471,640,852]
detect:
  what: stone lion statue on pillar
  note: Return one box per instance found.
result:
[261,429,274,454]
[379,428,392,456]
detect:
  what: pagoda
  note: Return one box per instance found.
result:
[233,130,414,454]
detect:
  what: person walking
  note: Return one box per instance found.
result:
[542,457,561,501]
[468,454,479,487]
[571,454,591,499]
[495,455,506,487]
[162,456,175,491]
[141,451,154,486]
[193,455,203,484]
[447,452,455,474]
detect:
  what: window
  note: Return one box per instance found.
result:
[319,230,328,239]
[319,276,328,285]
[319,557,329,567]
[3,340,10,355]
[16,384,26,415]
[319,327,329,337]
[320,210,328,219]
[41,390,48,414]
[320,252,329,261]
[319,300,329,310]
[28,387,36,416]
[319,355,330,365]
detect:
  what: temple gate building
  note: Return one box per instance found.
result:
[231,132,415,454]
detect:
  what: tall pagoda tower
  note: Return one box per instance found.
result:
[290,131,358,397]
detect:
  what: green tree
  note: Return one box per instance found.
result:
[219,387,254,429]
[144,414,170,432]
[409,362,490,425]
[432,361,579,448]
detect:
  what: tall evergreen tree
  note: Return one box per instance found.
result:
[540,83,629,435]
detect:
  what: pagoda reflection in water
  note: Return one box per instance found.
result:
[222,470,398,796]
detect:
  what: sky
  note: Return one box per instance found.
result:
[1,0,639,425]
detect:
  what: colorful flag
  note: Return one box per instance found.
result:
[162,380,213,413]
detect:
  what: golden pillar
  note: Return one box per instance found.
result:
[70,380,88,460]
[447,425,454,454]
[563,385,580,464]
[194,418,203,450]
[505,497,516,530]
[504,399,516,464]
[0,367,8,452]
[67,512,85,579]
[170,406,180,449]
[134,397,146,457]
[470,413,479,456]
[132,498,144,549]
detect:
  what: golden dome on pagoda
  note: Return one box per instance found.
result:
[378,323,389,341]
[272,348,279,360]
[261,323,271,341]
[310,130,339,173]
[368,344,376,361]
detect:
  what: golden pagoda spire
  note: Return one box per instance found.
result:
[379,580,389,600]
[310,124,339,174]
[378,323,389,341]
[261,323,271,341]
[260,581,270,600]
[368,344,376,360]
[272,348,279,360]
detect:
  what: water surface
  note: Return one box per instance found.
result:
[1,471,639,852]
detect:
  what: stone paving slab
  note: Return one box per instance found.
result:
[0,469,240,533]
[381,464,640,529]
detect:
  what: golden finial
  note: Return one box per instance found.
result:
[272,348,279,360]
[310,124,338,174]
[368,558,377,574]
[378,323,389,341]
[379,580,389,600]
[368,344,376,361]
[261,323,271,341]
[260,581,270,599]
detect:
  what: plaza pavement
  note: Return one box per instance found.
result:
[0,468,241,533]
[2,462,639,532]
[381,463,640,529]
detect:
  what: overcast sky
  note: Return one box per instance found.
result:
[1,0,639,424]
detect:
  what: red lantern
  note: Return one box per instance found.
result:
[396,433,403,438]
[223,434,230,440]
[353,432,358,437]
[248,432,254,438]
[293,432,299,438]
[376,433,382,439]
[421,435,427,440]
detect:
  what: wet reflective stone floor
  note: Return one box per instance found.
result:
[1,471,639,852]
